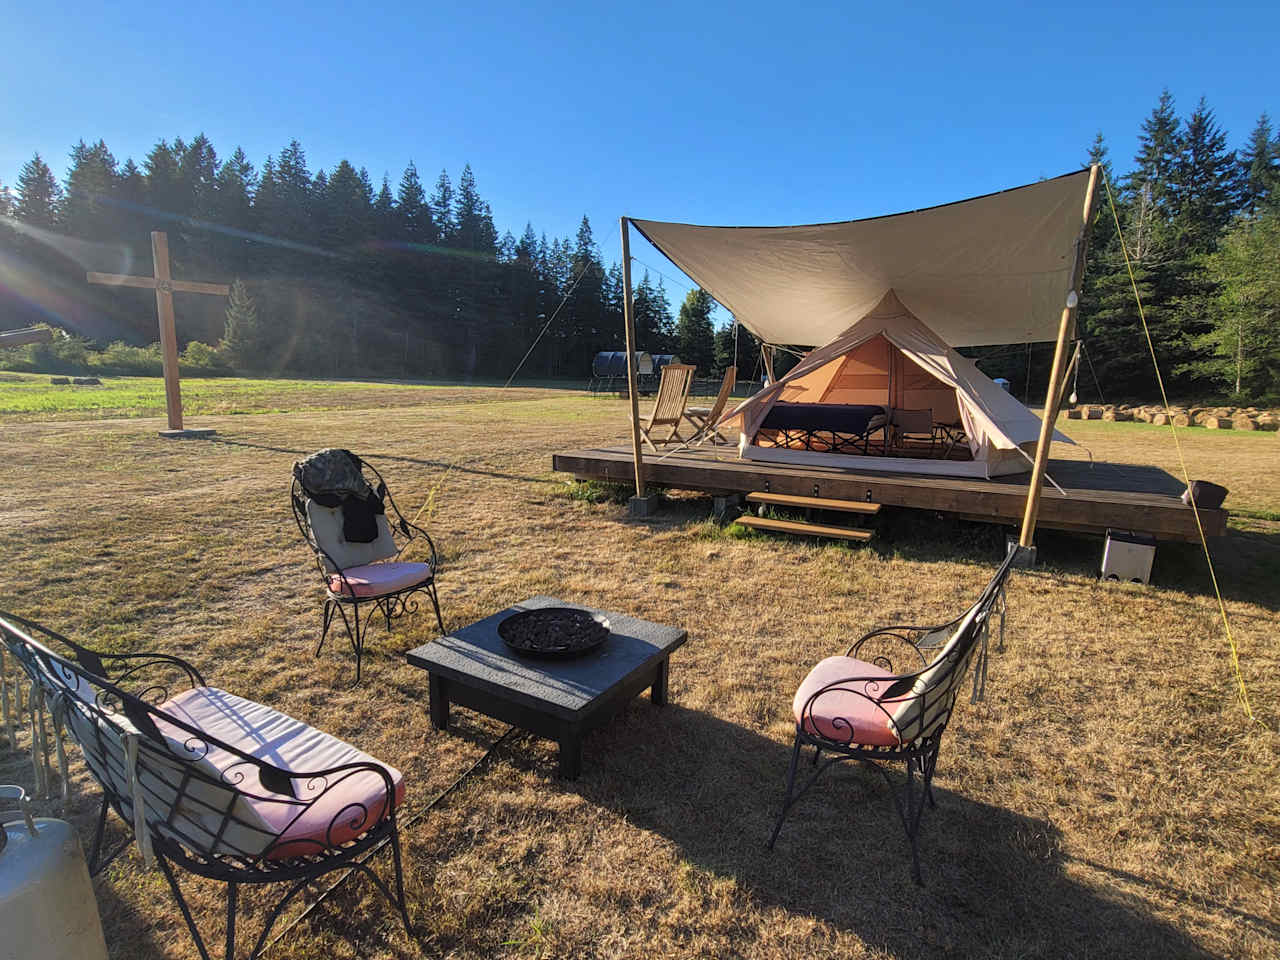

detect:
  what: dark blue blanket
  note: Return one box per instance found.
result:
[760,402,887,436]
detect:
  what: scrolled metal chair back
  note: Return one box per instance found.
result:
[0,614,395,868]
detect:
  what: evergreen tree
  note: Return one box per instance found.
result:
[220,277,261,369]
[713,322,738,375]
[1238,114,1279,215]
[323,159,373,248]
[211,147,256,259]
[14,153,61,227]
[455,163,494,252]
[674,287,717,373]
[373,176,396,239]
[62,139,118,240]
[178,133,219,221]
[430,169,456,244]
[143,139,185,219]
[396,161,432,243]
[1172,97,1236,253]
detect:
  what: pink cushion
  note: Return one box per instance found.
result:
[328,561,432,598]
[792,656,902,747]
[157,687,405,860]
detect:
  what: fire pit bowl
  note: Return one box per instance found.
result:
[498,607,611,658]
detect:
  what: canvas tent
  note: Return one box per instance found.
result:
[628,168,1094,478]
[720,290,1071,477]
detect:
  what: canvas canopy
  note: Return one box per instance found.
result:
[722,291,1072,478]
[630,169,1093,349]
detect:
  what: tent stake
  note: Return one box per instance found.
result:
[1018,164,1100,549]
[620,217,647,500]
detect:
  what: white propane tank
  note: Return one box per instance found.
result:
[0,785,109,960]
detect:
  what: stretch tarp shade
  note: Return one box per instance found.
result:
[630,169,1092,349]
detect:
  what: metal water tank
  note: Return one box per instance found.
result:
[0,785,109,960]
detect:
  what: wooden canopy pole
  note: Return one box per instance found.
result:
[1018,164,1101,549]
[620,217,647,500]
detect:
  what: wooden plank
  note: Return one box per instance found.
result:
[86,272,157,290]
[170,280,230,296]
[735,515,873,542]
[550,447,1226,541]
[151,231,184,431]
[746,491,881,514]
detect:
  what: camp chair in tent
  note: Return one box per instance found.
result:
[768,549,1017,884]
[889,407,935,455]
[635,363,695,451]
[684,366,736,445]
[291,449,443,683]
[0,612,411,960]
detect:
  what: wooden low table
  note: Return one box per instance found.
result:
[406,596,687,779]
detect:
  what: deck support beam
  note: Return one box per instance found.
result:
[1019,164,1100,548]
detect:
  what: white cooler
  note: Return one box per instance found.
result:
[1101,529,1157,584]
[1,785,109,960]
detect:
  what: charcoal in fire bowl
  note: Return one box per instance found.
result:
[498,607,611,658]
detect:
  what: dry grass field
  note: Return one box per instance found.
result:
[1,382,1277,960]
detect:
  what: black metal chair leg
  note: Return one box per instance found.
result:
[225,881,238,960]
[768,735,804,849]
[87,795,109,875]
[427,581,444,634]
[156,851,215,960]
[390,827,413,936]
[317,599,336,657]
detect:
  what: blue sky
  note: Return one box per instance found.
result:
[2,0,1275,297]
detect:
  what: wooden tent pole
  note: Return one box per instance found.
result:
[620,217,646,498]
[1018,164,1101,548]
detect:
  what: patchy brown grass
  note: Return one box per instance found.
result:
[1,388,1276,960]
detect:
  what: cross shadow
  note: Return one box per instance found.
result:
[557,704,1220,959]
[202,436,548,486]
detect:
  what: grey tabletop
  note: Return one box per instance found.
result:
[405,596,687,720]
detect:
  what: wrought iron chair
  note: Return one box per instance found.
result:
[768,549,1018,884]
[291,449,444,683]
[0,611,412,960]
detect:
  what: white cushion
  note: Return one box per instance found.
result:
[305,500,397,574]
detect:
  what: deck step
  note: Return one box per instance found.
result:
[733,515,873,542]
[745,491,882,515]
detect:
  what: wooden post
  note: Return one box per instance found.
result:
[0,327,55,348]
[762,344,777,383]
[1018,164,1101,548]
[620,217,646,499]
[151,232,184,431]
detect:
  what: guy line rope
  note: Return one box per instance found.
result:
[1102,170,1262,726]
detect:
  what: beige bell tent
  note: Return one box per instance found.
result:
[629,168,1094,479]
[721,290,1071,477]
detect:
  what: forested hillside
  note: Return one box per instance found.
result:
[1,89,1276,399]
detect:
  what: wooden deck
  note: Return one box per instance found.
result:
[551,445,1226,542]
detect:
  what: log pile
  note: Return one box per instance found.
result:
[1063,402,1279,432]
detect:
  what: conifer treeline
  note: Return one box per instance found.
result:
[2,88,1278,399]
[0,137,687,380]
[978,92,1279,402]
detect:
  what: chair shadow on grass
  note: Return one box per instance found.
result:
[567,703,1221,960]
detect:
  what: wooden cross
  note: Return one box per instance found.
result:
[87,231,229,436]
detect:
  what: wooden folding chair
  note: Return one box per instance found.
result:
[684,366,736,446]
[636,363,695,451]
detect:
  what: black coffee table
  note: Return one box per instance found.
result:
[405,596,687,778]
